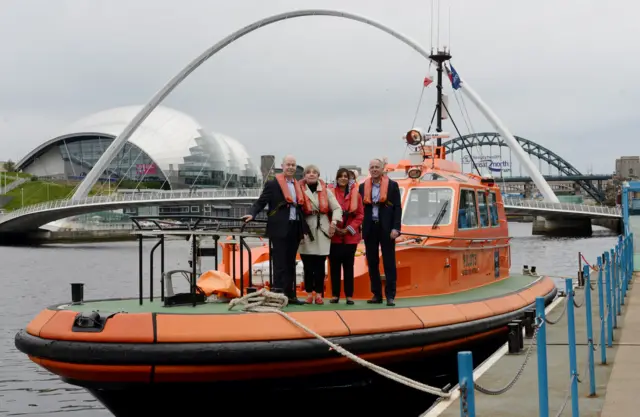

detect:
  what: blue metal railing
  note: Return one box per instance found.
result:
[455,232,634,417]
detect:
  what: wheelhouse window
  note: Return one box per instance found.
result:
[476,190,489,227]
[458,189,479,229]
[488,191,499,226]
[402,187,454,226]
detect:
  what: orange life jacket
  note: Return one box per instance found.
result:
[363,176,389,205]
[275,173,305,207]
[299,179,329,214]
[343,184,359,213]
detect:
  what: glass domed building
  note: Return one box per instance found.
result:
[16,105,260,189]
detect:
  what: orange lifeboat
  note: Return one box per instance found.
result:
[14,52,557,417]
[14,147,557,415]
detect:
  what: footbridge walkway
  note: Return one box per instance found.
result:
[502,198,621,220]
[0,189,621,233]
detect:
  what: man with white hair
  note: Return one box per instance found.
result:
[359,157,402,306]
[243,155,308,304]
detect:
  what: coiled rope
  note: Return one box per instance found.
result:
[228,288,452,398]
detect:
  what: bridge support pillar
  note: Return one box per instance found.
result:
[0,230,50,245]
[532,216,593,237]
[592,218,622,234]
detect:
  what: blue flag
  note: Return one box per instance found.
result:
[447,64,461,90]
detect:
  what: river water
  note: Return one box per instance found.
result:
[0,222,618,416]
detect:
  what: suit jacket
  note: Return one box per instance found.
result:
[359,179,402,239]
[249,179,309,239]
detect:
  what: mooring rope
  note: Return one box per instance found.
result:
[580,253,600,272]
[228,288,452,398]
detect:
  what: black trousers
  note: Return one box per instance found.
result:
[364,222,397,300]
[329,243,357,298]
[270,220,301,298]
[300,254,327,294]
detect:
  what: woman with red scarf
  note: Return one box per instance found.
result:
[329,168,364,305]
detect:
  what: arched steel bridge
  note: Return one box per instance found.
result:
[444,132,605,202]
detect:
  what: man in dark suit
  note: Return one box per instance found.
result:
[242,155,307,305]
[359,158,402,306]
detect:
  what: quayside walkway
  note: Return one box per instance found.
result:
[424,234,635,417]
[599,272,640,416]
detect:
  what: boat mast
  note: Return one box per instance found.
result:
[429,48,451,147]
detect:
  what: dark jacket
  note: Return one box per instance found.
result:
[359,178,402,239]
[249,179,309,239]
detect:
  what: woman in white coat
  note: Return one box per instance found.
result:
[298,164,343,304]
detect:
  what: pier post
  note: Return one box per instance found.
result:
[584,265,596,396]
[605,251,613,347]
[623,236,627,293]
[597,256,606,364]
[611,248,618,327]
[616,243,622,316]
[627,234,632,291]
[565,278,580,417]
[631,233,635,273]
[535,296,549,417]
[622,236,627,302]
[619,239,623,312]
[626,235,631,293]
[629,234,632,283]
[457,351,476,417]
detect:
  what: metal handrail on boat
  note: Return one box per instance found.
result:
[129,215,269,307]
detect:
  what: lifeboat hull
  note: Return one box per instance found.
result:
[15,274,556,416]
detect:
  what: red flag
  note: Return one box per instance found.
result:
[423,76,433,87]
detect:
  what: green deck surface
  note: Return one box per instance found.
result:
[59,274,542,315]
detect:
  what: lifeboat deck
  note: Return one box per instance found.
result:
[57,274,542,314]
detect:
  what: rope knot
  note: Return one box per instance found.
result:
[228,288,289,312]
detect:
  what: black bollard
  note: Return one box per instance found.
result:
[524,309,536,338]
[507,322,520,354]
[246,287,258,294]
[577,270,585,288]
[71,283,84,304]
[512,319,524,350]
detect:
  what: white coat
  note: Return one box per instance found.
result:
[298,182,343,256]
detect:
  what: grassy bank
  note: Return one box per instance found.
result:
[0,172,31,187]
[1,180,108,211]
[1,177,166,211]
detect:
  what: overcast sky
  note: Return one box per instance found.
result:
[0,0,636,178]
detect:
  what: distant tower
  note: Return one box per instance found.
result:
[260,155,276,182]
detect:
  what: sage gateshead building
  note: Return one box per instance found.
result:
[15,105,260,189]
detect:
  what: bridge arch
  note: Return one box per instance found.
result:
[444,132,604,201]
[72,9,557,202]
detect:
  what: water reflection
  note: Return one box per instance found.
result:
[0,222,618,416]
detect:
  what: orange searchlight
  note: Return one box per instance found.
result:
[405,129,424,146]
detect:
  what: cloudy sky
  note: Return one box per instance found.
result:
[0,0,636,178]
